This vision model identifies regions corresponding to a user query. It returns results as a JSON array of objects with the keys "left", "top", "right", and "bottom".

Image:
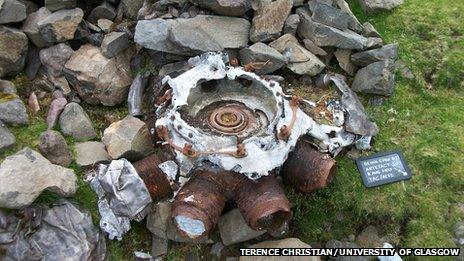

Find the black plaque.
[{"left": 356, "top": 150, "right": 411, "bottom": 188}]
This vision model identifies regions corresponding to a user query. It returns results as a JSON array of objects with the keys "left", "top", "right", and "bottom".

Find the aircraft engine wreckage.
[{"left": 88, "top": 52, "right": 378, "bottom": 241}]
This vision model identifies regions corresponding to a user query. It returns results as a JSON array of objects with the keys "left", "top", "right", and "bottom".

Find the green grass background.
[{"left": 1, "top": 0, "right": 463, "bottom": 259}]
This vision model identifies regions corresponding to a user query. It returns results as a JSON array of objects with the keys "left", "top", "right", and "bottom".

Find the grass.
[{"left": 1, "top": 0, "right": 463, "bottom": 259}]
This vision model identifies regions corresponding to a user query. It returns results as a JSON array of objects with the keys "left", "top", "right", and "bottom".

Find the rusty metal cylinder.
[
  {"left": 133, "top": 152, "right": 174, "bottom": 201},
  {"left": 235, "top": 174, "right": 293, "bottom": 231},
  {"left": 282, "top": 139, "right": 337, "bottom": 193},
  {"left": 171, "top": 169, "right": 241, "bottom": 239}
]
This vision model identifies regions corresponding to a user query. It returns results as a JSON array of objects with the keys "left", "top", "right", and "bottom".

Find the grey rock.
[
  {"left": 101, "top": 31, "right": 130, "bottom": 58},
  {"left": 121, "top": 0, "right": 144, "bottom": 19},
  {"left": 365, "top": 36, "right": 383, "bottom": 49},
  {"left": 85, "top": 32, "right": 104, "bottom": 46},
  {"left": 25, "top": 46, "right": 41, "bottom": 80},
  {"left": 0, "top": 147, "right": 77, "bottom": 209},
  {"left": 362, "top": 22, "right": 380, "bottom": 37},
  {"left": 189, "top": 0, "right": 252, "bottom": 16},
  {"left": 283, "top": 14, "right": 300, "bottom": 35},
  {"left": 0, "top": 121, "right": 15, "bottom": 152},
  {"left": 19, "top": 0, "right": 38, "bottom": 14},
  {"left": 334, "top": 49, "right": 357, "bottom": 75},
  {"left": 357, "top": 0, "right": 403, "bottom": 13},
  {"left": 74, "top": 141, "right": 110, "bottom": 167},
  {"left": 395, "top": 60, "right": 414, "bottom": 79},
  {"left": 0, "top": 0, "right": 26, "bottom": 24},
  {"left": 334, "top": 0, "right": 363, "bottom": 32},
  {"left": 38, "top": 8, "right": 84, "bottom": 43},
  {"left": 269, "top": 34, "right": 325, "bottom": 75},
  {"left": 21, "top": 7, "right": 52, "bottom": 48},
  {"left": 297, "top": 8, "right": 367, "bottom": 50},
  {"left": 152, "top": 234, "right": 168, "bottom": 258},
  {"left": 241, "top": 238, "right": 319, "bottom": 261},
  {"left": 218, "top": 208, "right": 266, "bottom": 246},
  {"left": 302, "top": 39, "right": 327, "bottom": 56},
  {"left": 356, "top": 225, "right": 384, "bottom": 247},
  {"left": 0, "top": 26, "right": 28, "bottom": 78},
  {"left": 0, "top": 97, "right": 29, "bottom": 125},
  {"left": 210, "top": 242, "right": 224, "bottom": 258},
  {"left": 102, "top": 115, "right": 154, "bottom": 160},
  {"left": 64, "top": 44, "right": 134, "bottom": 106},
  {"left": 455, "top": 222, "right": 464, "bottom": 240},
  {"left": 88, "top": 2, "right": 116, "bottom": 23},
  {"left": 147, "top": 201, "right": 171, "bottom": 238},
  {"left": 38, "top": 130, "right": 73, "bottom": 166},
  {"left": 46, "top": 97, "right": 67, "bottom": 129},
  {"left": 45, "top": 0, "right": 76, "bottom": 11},
  {"left": 239, "top": 42, "right": 286, "bottom": 74},
  {"left": 311, "top": 2, "right": 356, "bottom": 31},
  {"left": 40, "top": 43, "right": 74, "bottom": 78},
  {"left": 97, "top": 18, "right": 113, "bottom": 33},
  {"left": 0, "top": 79, "right": 16, "bottom": 94},
  {"left": 169, "top": 24, "right": 222, "bottom": 56},
  {"left": 127, "top": 73, "right": 148, "bottom": 117},
  {"left": 135, "top": 16, "right": 250, "bottom": 54},
  {"left": 352, "top": 60, "right": 395, "bottom": 96},
  {"left": 351, "top": 43, "right": 399, "bottom": 66},
  {"left": 250, "top": 0, "right": 292, "bottom": 42},
  {"left": 59, "top": 102, "right": 96, "bottom": 141}
]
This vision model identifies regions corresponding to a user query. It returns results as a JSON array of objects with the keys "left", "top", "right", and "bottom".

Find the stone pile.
[{"left": 0, "top": 0, "right": 405, "bottom": 259}]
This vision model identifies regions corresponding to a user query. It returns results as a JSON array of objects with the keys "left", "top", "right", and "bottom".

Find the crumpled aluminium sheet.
[
  {"left": 0, "top": 201, "right": 106, "bottom": 261},
  {"left": 156, "top": 52, "right": 359, "bottom": 179},
  {"left": 86, "top": 159, "right": 153, "bottom": 240}
]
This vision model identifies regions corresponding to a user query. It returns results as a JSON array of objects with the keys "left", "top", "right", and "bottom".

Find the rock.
[
  {"left": 351, "top": 43, "right": 398, "bottom": 66},
  {"left": 147, "top": 201, "right": 172, "bottom": 238},
  {"left": 101, "top": 31, "right": 130, "bottom": 58},
  {"left": 19, "top": 0, "right": 38, "bottom": 14},
  {"left": 357, "top": 0, "right": 403, "bottom": 13},
  {"left": 64, "top": 44, "right": 134, "bottom": 106},
  {"left": 0, "top": 97, "right": 29, "bottom": 125},
  {"left": 365, "top": 37, "right": 383, "bottom": 49},
  {"left": 102, "top": 115, "right": 154, "bottom": 160},
  {"left": 269, "top": 34, "right": 325, "bottom": 76},
  {"left": 0, "top": 147, "right": 77, "bottom": 209},
  {"left": 0, "top": 121, "right": 15, "bottom": 152},
  {"left": 46, "top": 97, "right": 67, "bottom": 129},
  {"left": 21, "top": 7, "right": 52, "bottom": 48},
  {"left": 239, "top": 43, "right": 286, "bottom": 74},
  {"left": 121, "top": 0, "right": 144, "bottom": 19},
  {"left": 0, "top": 0, "right": 26, "bottom": 24},
  {"left": 454, "top": 222, "right": 464, "bottom": 244},
  {"left": 302, "top": 39, "right": 327, "bottom": 56},
  {"left": 135, "top": 16, "right": 250, "bottom": 54},
  {"left": 210, "top": 242, "right": 224, "bottom": 258},
  {"left": 189, "top": 0, "right": 252, "bottom": 16},
  {"left": 85, "top": 32, "right": 104, "bottom": 46},
  {"left": 74, "top": 141, "right": 111, "bottom": 167},
  {"left": 352, "top": 60, "right": 395, "bottom": 96},
  {"left": 40, "top": 43, "right": 74, "bottom": 78},
  {"left": 356, "top": 225, "right": 384, "bottom": 247},
  {"left": 334, "top": 0, "right": 363, "bottom": 32},
  {"left": 59, "top": 102, "right": 96, "bottom": 141},
  {"left": 152, "top": 234, "right": 168, "bottom": 258},
  {"left": 0, "top": 26, "right": 28, "bottom": 78},
  {"left": 45, "top": 0, "right": 76, "bottom": 11},
  {"left": 283, "top": 14, "right": 300, "bottom": 35},
  {"left": 241, "top": 238, "right": 319, "bottom": 261},
  {"left": 362, "top": 22, "right": 380, "bottom": 37},
  {"left": 0, "top": 79, "right": 16, "bottom": 93},
  {"left": 169, "top": 24, "right": 223, "bottom": 56},
  {"left": 311, "top": 2, "right": 358, "bottom": 31},
  {"left": 297, "top": 8, "right": 367, "bottom": 50},
  {"left": 88, "top": 2, "right": 116, "bottom": 23},
  {"left": 250, "top": 0, "right": 292, "bottom": 42},
  {"left": 38, "top": 130, "right": 73, "bottom": 166},
  {"left": 38, "top": 8, "right": 84, "bottom": 43},
  {"left": 334, "top": 49, "right": 357, "bottom": 75},
  {"left": 97, "top": 18, "right": 113, "bottom": 33},
  {"left": 25, "top": 46, "right": 41, "bottom": 80},
  {"left": 395, "top": 60, "right": 414, "bottom": 79},
  {"left": 218, "top": 209, "right": 266, "bottom": 246}
]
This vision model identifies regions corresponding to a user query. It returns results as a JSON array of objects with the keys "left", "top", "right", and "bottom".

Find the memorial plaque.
[{"left": 356, "top": 150, "right": 411, "bottom": 188}]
